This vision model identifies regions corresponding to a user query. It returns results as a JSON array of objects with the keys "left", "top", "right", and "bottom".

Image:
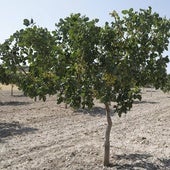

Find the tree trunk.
[
  {"left": 65, "top": 103, "right": 68, "bottom": 109},
  {"left": 11, "top": 84, "right": 14, "bottom": 96},
  {"left": 104, "top": 103, "right": 112, "bottom": 166}
]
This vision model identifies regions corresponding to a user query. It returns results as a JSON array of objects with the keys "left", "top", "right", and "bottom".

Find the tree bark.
[
  {"left": 11, "top": 84, "right": 14, "bottom": 96},
  {"left": 65, "top": 103, "right": 68, "bottom": 109},
  {"left": 104, "top": 103, "right": 112, "bottom": 166}
]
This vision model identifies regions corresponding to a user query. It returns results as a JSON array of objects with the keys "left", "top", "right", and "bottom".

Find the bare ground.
[{"left": 0, "top": 86, "right": 170, "bottom": 170}]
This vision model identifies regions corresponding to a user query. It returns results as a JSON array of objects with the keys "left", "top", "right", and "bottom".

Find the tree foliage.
[
  {"left": 0, "top": 20, "right": 58, "bottom": 99},
  {"left": 54, "top": 13, "right": 101, "bottom": 108}
]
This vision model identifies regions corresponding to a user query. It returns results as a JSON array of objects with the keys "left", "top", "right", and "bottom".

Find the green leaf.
[
  {"left": 23, "top": 19, "right": 30, "bottom": 27},
  {"left": 122, "top": 10, "right": 128, "bottom": 15}
]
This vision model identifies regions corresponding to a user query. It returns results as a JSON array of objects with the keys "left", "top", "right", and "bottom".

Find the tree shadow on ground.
[
  {"left": 0, "top": 101, "right": 30, "bottom": 106},
  {"left": 133, "top": 100, "right": 159, "bottom": 104},
  {"left": 76, "top": 106, "right": 115, "bottom": 117},
  {"left": 77, "top": 107, "right": 105, "bottom": 116},
  {"left": 158, "top": 158, "right": 170, "bottom": 169},
  {"left": 0, "top": 122, "right": 38, "bottom": 142},
  {"left": 75, "top": 99, "right": 159, "bottom": 116},
  {"left": 111, "top": 153, "right": 169, "bottom": 170}
]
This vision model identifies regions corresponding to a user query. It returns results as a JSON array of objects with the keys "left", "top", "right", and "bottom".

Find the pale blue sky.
[{"left": 1, "top": 0, "right": 170, "bottom": 72}]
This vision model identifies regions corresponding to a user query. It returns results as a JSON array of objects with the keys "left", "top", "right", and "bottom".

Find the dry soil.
[{"left": 0, "top": 85, "right": 170, "bottom": 170}]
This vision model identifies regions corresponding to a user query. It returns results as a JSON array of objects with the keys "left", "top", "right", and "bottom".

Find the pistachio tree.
[
  {"left": 53, "top": 8, "right": 170, "bottom": 166},
  {"left": 0, "top": 7, "right": 170, "bottom": 167},
  {"left": 99, "top": 7, "right": 170, "bottom": 165},
  {"left": 0, "top": 19, "right": 58, "bottom": 100}
]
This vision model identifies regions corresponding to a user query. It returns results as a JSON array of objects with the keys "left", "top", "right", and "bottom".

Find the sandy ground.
[{"left": 0, "top": 85, "right": 170, "bottom": 170}]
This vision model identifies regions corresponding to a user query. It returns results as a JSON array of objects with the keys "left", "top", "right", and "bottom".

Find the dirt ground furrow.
[{"left": 0, "top": 87, "right": 170, "bottom": 170}]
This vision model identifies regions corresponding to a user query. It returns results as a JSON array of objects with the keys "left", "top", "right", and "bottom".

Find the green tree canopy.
[{"left": 0, "top": 20, "right": 58, "bottom": 100}]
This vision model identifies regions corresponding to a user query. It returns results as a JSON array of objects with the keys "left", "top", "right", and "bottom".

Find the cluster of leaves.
[
  {"left": 0, "top": 7, "right": 170, "bottom": 117},
  {"left": 0, "top": 19, "right": 59, "bottom": 99}
]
